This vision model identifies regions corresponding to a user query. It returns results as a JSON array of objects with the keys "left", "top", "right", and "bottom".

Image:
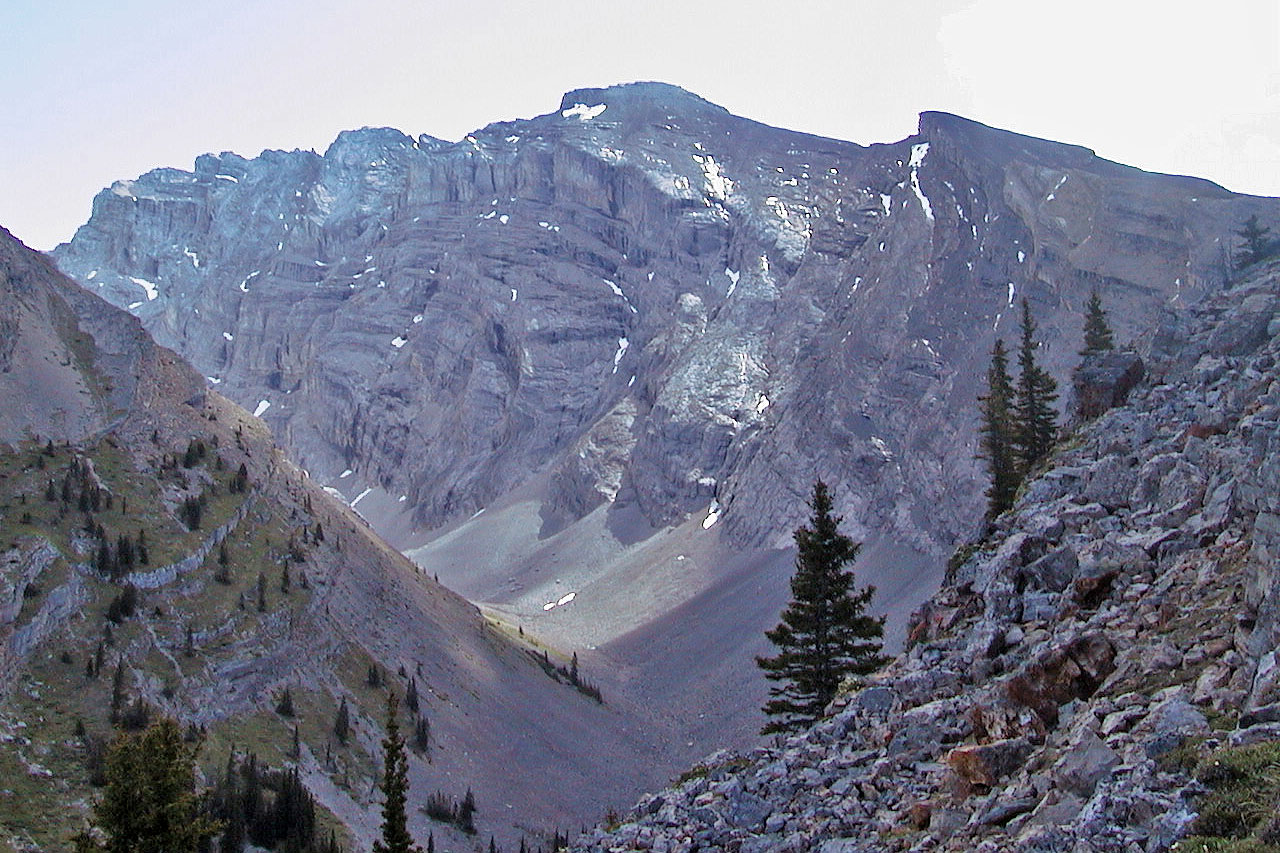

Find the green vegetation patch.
[{"left": 1177, "top": 740, "right": 1280, "bottom": 851}]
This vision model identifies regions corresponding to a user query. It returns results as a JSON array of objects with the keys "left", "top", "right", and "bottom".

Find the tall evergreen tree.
[
  {"left": 1079, "top": 289, "right": 1115, "bottom": 356},
  {"left": 333, "top": 698, "right": 350, "bottom": 746},
  {"left": 75, "top": 717, "right": 220, "bottom": 853},
  {"left": 1236, "top": 214, "right": 1273, "bottom": 270},
  {"left": 756, "top": 481, "right": 886, "bottom": 734},
  {"left": 374, "top": 693, "right": 421, "bottom": 853},
  {"left": 978, "top": 339, "right": 1018, "bottom": 520},
  {"left": 1013, "top": 299, "right": 1058, "bottom": 474}
]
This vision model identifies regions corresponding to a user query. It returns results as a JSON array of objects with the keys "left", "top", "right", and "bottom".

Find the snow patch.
[
  {"left": 1046, "top": 174, "right": 1069, "bottom": 201},
  {"left": 351, "top": 487, "right": 373, "bottom": 508},
  {"left": 499, "top": 214, "right": 509, "bottom": 225},
  {"left": 413, "top": 314, "right": 423, "bottom": 324},
  {"left": 253, "top": 400, "right": 271, "bottom": 417},
  {"left": 693, "top": 154, "right": 733, "bottom": 201},
  {"left": 214, "top": 174, "right": 239, "bottom": 183},
  {"left": 222, "top": 332, "right": 234, "bottom": 341},
  {"left": 86, "top": 270, "right": 97, "bottom": 280},
  {"left": 239, "top": 270, "right": 260, "bottom": 292},
  {"left": 908, "top": 143, "right": 934, "bottom": 222},
  {"left": 1007, "top": 283, "right": 1016, "bottom": 307},
  {"left": 1018, "top": 250, "right": 1026, "bottom": 263},
  {"left": 725, "top": 268, "right": 740, "bottom": 298},
  {"left": 702, "top": 499, "right": 722, "bottom": 529},
  {"left": 562, "top": 103, "right": 607, "bottom": 121},
  {"left": 755, "top": 393, "right": 770, "bottom": 414},
  {"left": 127, "top": 301, "right": 143, "bottom": 310},
  {"left": 207, "top": 376, "right": 221, "bottom": 385},
  {"left": 339, "top": 469, "right": 353, "bottom": 479},
  {"left": 129, "top": 276, "right": 159, "bottom": 301},
  {"left": 391, "top": 336, "right": 407, "bottom": 348},
  {"left": 510, "top": 288, "right": 518, "bottom": 301},
  {"left": 604, "top": 279, "right": 637, "bottom": 313},
  {"left": 611, "top": 337, "right": 629, "bottom": 374},
  {"left": 880, "top": 193, "right": 892, "bottom": 215}
]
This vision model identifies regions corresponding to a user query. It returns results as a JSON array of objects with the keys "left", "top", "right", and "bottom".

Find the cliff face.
[
  {"left": 49, "top": 82, "right": 1280, "bottom": 764},
  {"left": 0, "top": 228, "right": 692, "bottom": 852},
  {"left": 51, "top": 85, "right": 1270, "bottom": 557},
  {"left": 573, "top": 257, "right": 1280, "bottom": 852}
]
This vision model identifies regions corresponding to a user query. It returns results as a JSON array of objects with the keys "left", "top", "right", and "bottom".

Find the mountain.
[
  {"left": 0, "top": 226, "right": 691, "bottom": 851},
  {"left": 49, "top": 82, "right": 1280, "bottom": 761},
  {"left": 572, "top": 256, "right": 1280, "bottom": 852}
]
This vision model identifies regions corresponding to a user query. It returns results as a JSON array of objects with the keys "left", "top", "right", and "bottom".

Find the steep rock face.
[
  {"left": 50, "top": 84, "right": 1280, "bottom": 764},
  {"left": 0, "top": 228, "right": 691, "bottom": 851},
  {"left": 52, "top": 84, "right": 1273, "bottom": 558},
  {"left": 572, "top": 259, "right": 1280, "bottom": 852}
]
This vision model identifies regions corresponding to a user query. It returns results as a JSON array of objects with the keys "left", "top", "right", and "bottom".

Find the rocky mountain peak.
[
  {"left": 557, "top": 81, "right": 732, "bottom": 122},
  {"left": 49, "top": 88, "right": 1280, "bottom": 765}
]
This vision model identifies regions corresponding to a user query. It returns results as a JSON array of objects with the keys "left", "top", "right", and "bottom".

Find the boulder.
[
  {"left": 1073, "top": 351, "right": 1144, "bottom": 420},
  {"left": 1005, "top": 633, "right": 1117, "bottom": 726},
  {"left": 947, "top": 737, "right": 1033, "bottom": 787},
  {"left": 1053, "top": 730, "right": 1120, "bottom": 796}
]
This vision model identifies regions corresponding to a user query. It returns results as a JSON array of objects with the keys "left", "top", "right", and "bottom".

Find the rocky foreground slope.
[
  {"left": 0, "top": 228, "right": 685, "bottom": 852},
  {"left": 49, "top": 82, "right": 1280, "bottom": 754},
  {"left": 571, "top": 258, "right": 1280, "bottom": 852}
]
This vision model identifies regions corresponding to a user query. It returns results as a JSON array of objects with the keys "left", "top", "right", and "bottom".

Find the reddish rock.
[{"left": 947, "top": 737, "right": 1033, "bottom": 787}]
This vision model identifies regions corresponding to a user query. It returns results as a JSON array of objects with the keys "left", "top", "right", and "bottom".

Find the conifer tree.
[
  {"left": 459, "top": 788, "right": 477, "bottom": 834},
  {"left": 75, "top": 717, "right": 219, "bottom": 853},
  {"left": 756, "top": 481, "right": 886, "bottom": 734},
  {"left": 374, "top": 693, "right": 421, "bottom": 853},
  {"left": 1013, "top": 299, "right": 1058, "bottom": 474},
  {"left": 1236, "top": 214, "right": 1273, "bottom": 270},
  {"left": 1079, "top": 290, "right": 1115, "bottom": 357},
  {"left": 978, "top": 339, "right": 1018, "bottom": 520},
  {"left": 333, "top": 698, "right": 350, "bottom": 745}
]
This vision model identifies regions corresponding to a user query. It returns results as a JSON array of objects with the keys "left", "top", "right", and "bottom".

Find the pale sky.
[{"left": 2, "top": 0, "right": 1277, "bottom": 250}]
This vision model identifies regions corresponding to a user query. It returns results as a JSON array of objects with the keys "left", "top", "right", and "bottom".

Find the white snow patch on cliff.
[
  {"left": 1007, "top": 283, "right": 1016, "bottom": 306},
  {"left": 725, "top": 268, "right": 740, "bottom": 298},
  {"left": 562, "top": 103, "right": 607, "bottom": 121},
  {"left": 604, "top": 279, "right": 637, "bottom": 313},
  {"left": 129, "top": 276, "right": 159, "bottom": 301},
  {"left": 86, "top": 270, "right": 97, "bottom": 280},
  {"left": 511, "top": 288, "right": 518, "bottom": 301},
  {"left": 239, "top": 271, "right": 259, "bottom": 292},
  {"left": 339, "top": 469, "right": 353, "bottom": 479},
  {"left": 413, "top": 314, "right": 423, "bottom": 324},
  {"left": 351, "top": 487, "right": 373, "bottom": 508},
  {"left": 222, "top": 332, "right": 234, "bottom": 341},
  {"left": 215, "top": 174, "right": 239, "bottom": 183},
  {"left": 391, "top": 336, "right": 407, "bottom": 349},
  {"left": 253, "top": 400, "right": 271, "bottom": 417},
  {"left": 880, "top": 193, "right": 892, "bottom": 215},
  {"left": 702, "top": 500, "right": 722, "bottom": 529},
  {"left": 908, "top": 143, "right": 934, "bottom": 222},
  {"left": 611, "top": 337, "right": 629, "bottom": 374},
  {"left": 693, "top": 154, "right": 733, "bottom": 201},
  {"left": 1046, "top": 174, "right": 1069, "bottom": 201}
]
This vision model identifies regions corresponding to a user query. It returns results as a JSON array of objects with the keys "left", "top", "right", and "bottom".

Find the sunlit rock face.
[{"left": 53, "top": 82, "right": 1267, "bottom": 561}]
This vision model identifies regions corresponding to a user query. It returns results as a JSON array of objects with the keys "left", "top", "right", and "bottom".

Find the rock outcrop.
[{"left": 571, "top": 258, "right": 1280, "bottom": 852}]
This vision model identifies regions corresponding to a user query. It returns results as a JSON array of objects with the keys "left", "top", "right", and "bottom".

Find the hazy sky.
[{"left": 3, "top": 1, "right": 1277, "bottom": 250}]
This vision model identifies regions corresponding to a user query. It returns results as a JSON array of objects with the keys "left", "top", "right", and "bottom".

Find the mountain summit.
[{"left": 50, "top": 84, "right": 1280, "bottom": 760}]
